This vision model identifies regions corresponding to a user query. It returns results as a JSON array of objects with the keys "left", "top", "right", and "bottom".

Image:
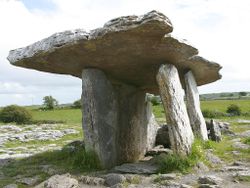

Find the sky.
[{"left": 0, "top": 0, "right": 250, "bottom": 106}]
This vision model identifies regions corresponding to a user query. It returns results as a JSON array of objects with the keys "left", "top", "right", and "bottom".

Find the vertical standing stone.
[
  {"left": 82, "top": 69, "right": 118, "bottom": 169},
  {"left": 82, "top": 69, "right": 159, "bottom": 168},
  {"left": 114, "top": 85, "right": 158, "bottom": 162},
  {"left": 156, "top": 64, "right": 194, "bottom": 155},
  {"left": 185, "top": 71, "right": 208, "bottom": 140},
  {"left": 208, "top": 120, "right": 222, "bottom": 142}
]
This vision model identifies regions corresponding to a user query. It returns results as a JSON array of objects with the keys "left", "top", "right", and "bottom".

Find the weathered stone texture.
[
  {"left": 155, "top": 124, "right": 171, "bottom": 148},
  {"left": 156, "top": 64, "right": 194, "bottom": 155},
  {"left": 207, "top": 120, "right": 222, "bottom": 142},
  {"left": 8, "top": 11, "right": 221, "bottom": 93},
  {"left": 82, "top": 69, "right": 118, "bottom": 168},
  {"left": 82, "top": 69, "right": 158, "bottom": 168},
  {"left": 185, "top": 71, "right": 208, "bottom": 140}
]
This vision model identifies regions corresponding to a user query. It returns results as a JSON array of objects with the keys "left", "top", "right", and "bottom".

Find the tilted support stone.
[
  {"left": 156, "top": 64, "right": 194, "bottom": 155},
  {"left": 82, "top": 69, "right": 158, "bottom": 168},
  {"left": 184, "top": 71, "right": 208, "bottom": 140}
]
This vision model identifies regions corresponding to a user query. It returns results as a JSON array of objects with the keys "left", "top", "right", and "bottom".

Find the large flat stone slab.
[
  {"left": 113, "top": 161, "right": 159, "bottom": 174},
  {"left": 8, "top": 10, "right": 221, "bottom": 93}
]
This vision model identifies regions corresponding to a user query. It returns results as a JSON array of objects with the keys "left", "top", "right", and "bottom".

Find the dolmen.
[{"left": 8, "top": 10, "right": 222, "bottom": 169}]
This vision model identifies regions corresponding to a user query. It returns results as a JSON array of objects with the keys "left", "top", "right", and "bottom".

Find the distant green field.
[
  {"left": 201, "top": 99, "right": 250, "bottom": 113},
  {"left": 30, "top": 99, "right": 250, "bottom": 125},
  {"left": 1, "top": 99, "right": 250, "bottom": 126},
  {"left": 31, "top": 108, "right": 82, "bottom": 125}
]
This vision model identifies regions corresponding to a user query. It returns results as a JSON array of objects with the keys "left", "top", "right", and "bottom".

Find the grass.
[
  {"left": 1, "top": 99, "right": 250, "bottom": 186},
  {"left": 200, "top": 99, "right": 250, "bottom": 114},
  {"left": 0, "top": 144, "right": 101, "bottom": 187},
  {"left": 156, "top": 139, "right": 210, "bottom": 174},
  {"left": 31, "top": 108, "right": 82, "bottom": 125}
]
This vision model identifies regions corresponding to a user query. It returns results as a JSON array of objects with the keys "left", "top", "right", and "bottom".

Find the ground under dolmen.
[{"left": 7, "top": 10, "right": 222, "bottom": 169}]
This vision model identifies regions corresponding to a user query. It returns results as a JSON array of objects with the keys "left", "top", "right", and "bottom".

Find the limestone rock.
[
  {"left": 234, "top": 170, "right": 250, "bottom": 181},
  {"left": 17, "top": 176, "right": 40, "bottom": 186},
  {"left": 41, "top": 174, "right": 78, "bottom": 188},
  {"left": 146, "top": 145, "right": 173, "bottom": 156},
  {"left": 156, "top": 64, "right": 194, "bottom": 155},
  {"left": 195, "top": 162, "right": 209, "bottom": 172},
  {"left": 82, "top": 69, "right": 118, "bottom": 168},
  {"left": 185, "top": 71, "right": 208, "bottom": 140},
  {"left": 8, "top": 11, "right": 221, "bottom": 93},
  {"left": 154, "top": 173, "right": 178, "bottom": 181},
  {"left": 79, "top": 175, "right": 105, "bottom": 186},
  {"left": 207, "top": 120, "right": 222, "bottom": 142},
  {"left": 113, "top": 161, "right": 159, "bottom": 174},
  {"left": 155, "top": 124, "right": 171, "bottom": 148},
  {"left": 146, "top": 105, "right": 159, "bottom": 151},
  {"left": 199, "top": 185, "right": 220, "bottom": 188},
  {"left": 3, "top": 184, "right": 18, "bottom": 188},
  {"left": 105, "top": 174, "right": 126, "bottom": 187},
  {"left": 205, "top": 151, "right": 222, "bottom": 165},
  {"left": 82, "top": 68, "right": 159, "bottom": 167},
  {"left": 198, "top": 175, "right": 223, "bottom": 185},
  {"left": 110, "top": 183, "right": 124, "bottom": 188},
  {"left": 237, "top": 130, "right": 250, "bottom": 137}
]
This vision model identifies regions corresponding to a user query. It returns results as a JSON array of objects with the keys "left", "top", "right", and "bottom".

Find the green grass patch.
[
  {"left": 235, "top": 175, "right": 250, "bottom": 182},
  {"left": 156, "top": 139, "right": 210, "bottom": 173},
  {"left": 0, "top": 144, "right": 101, "bottom": 187},
  {"left": 31, "top": 108, "right": 82, "bottom": 125},
  {"left": 201, "top": 99, "right": 250, "bottom": 113},
  {"left": 243, "top": 137, "right": 250, "bottom": 145}
]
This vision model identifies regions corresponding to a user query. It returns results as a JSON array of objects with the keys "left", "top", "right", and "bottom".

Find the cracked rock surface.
[{"left": 8, "top": 10, "right": 221, "bottom": 94}]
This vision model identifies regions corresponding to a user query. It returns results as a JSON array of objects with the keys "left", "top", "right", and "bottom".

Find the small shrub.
[
  {"left": 244, "top": 138, "right": 250, "bottom": 145},
  {"left": 0, "top": 105, "right": 32, "bottom": 124},
  {"left": 151, "top": 97, "right": 161, "bottom": 106},
  {"left": 72, "top": 99, "right": 82, "bottom": 109},
  {"left": 202, "top": 109, "right": 225, "bottom": 118},
  {"left": 226, "top": 104, "right": 241, "bottom": 116}
]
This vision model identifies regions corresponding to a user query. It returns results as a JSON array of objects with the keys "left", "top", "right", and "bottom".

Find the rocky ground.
[{"left": 0, "top": 119, "right": 250, "bottom": 188}]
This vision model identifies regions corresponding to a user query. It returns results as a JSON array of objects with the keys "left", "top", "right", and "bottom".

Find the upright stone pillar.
[
  {"left": 184, "top": 71, "right": 208, "bottom": 140},
  {"left": 82, "top": 69, "right": 118, "bottom": 169},
  {"left": 156, "top": 64, "right": 194, "bottom": 155},
  {"left": 82, "top": 69, "right": 158, "bottom": 168}
]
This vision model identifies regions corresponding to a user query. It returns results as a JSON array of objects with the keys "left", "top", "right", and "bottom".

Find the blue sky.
[
  {"left": 21, "top": 0, "right": 56, "bottom": 11},
  {"left": 0, "top": 0, "right": 250, "bottom": 106}
]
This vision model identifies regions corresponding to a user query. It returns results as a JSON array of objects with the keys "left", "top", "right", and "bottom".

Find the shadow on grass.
[{"left": 0, "top": 141, "right": 101, "bottom": 187}]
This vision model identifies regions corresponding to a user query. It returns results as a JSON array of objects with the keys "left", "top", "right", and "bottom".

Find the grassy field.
[
  {"left": 201, "top": 99, "right": 250, "bottom": 113},
  {"left": 30, "top": 108, "right": 82, "bottom": 125},
  {"left": 0, "top": 99, "right": 250, "bottom": 187}
]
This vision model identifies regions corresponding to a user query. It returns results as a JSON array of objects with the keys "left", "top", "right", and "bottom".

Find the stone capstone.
[{"left": 8, "top": 10, "right": 221, "bottom": 94}]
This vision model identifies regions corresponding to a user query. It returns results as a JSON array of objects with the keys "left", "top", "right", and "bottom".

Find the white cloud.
[{"left": 0, "top": 0, "right": 250, "bottom": 106}]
